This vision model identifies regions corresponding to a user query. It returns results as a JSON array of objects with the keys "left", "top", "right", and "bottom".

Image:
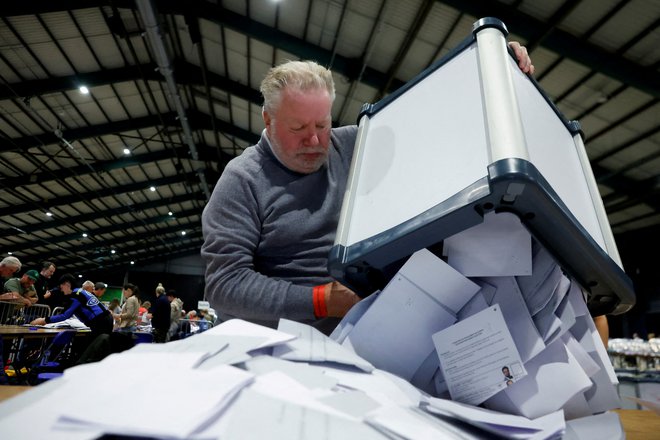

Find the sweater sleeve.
[
  {"left": 201, "top": 160, "right": 313, "bottom": 323},
  {"left": 46, "top": 299, "right": 80, "bottom": 323}
]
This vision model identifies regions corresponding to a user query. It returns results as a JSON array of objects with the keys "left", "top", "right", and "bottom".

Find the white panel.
[
  {"left": 511, "top": 61, "right": 608, "bottom": 252},
  {"left": 341, "top": 45, "right": 488, "bottom": 246}
]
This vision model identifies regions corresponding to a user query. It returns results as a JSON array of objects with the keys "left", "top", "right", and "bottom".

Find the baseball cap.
[
  {"left": 94, "top": 282, "right": 108, "bottom": 290},
  {"left": 25, "top": 269, "right": 39, "bottom": 281}
]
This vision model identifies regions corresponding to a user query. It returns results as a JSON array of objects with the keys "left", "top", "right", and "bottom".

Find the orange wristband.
[{"left": 313, "top": 285, "right": 327, "bottom": 318}]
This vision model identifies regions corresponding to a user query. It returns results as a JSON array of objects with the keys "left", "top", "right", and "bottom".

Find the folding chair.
[{"left": 27, "top": 330, "right": 76, "bottom": 384}]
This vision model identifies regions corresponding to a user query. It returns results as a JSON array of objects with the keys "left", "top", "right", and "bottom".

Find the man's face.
[
  {"left": 0, "top": 265, "right": 17, "bottom": 278},
  {"left": 503, "top": 367, "right": 510, "bottom": 377},
  {"left": 21, "top": 274, "right": 35, "bottom": 288},
  {"left": 263, "top": 87, "right": 333, "bottom": 174},
  {"left": 94, "top": 288, "right": 106, "bottom": 298},
  {"left": 60, "top": 282, "right": 72, "bottom": 295},
  {"left": 41, "top": 265, "right": 55, "bottom": 279}
]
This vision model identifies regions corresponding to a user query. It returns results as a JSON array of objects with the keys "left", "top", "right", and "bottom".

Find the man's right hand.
[{"left": 324, "top": 281, "right": 360, "bottom": 317}]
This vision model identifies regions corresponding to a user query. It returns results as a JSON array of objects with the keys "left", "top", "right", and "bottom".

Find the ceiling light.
[
  {"left": 79, "top": 85, "right": 89, "bottom": 94},
  {"left": 123, "top": 148, "right": 131, "bottom": 155},
  {"left": 7, "top": 252, "right": 12, "bottom": 255},
  {"left": 111, "top": 249, "right": 116, "bottom": 254},
  {"left": 82, "top": 233, "right": 88, "bottom": 238},
  {"left": 46, "top": 212, "right": 53, "bottom": 217},
  {"left": 181, "top": 231, "right": 186, "bottom": 236},
  {"left": 130, "top": 261, "right": 135, "bottom": 265},
  {"left": 78, "top": 274, "right": 83, "bottom": 278},
  {"left": 150, "top": 186, "right": 156, "bottom": 192},
  {"left": 168, "top": 211, "right": 173, "bottom": 216}
]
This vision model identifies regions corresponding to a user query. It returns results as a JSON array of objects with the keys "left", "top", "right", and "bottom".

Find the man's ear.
[{"left": 263, "top": 108, "right": 272, "bottom": 133}]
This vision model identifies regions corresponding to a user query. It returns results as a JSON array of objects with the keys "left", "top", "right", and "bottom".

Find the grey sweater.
[{"left": 201, "top": 126, "right": 359, "bottom": 328}]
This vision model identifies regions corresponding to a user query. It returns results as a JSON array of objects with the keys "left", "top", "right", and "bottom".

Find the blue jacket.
[{"left": 46, "top": 289, "right": 108, "bottom": 325}]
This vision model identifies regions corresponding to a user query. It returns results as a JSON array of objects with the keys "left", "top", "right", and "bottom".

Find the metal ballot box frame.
[{"left": 328, "top": 17, "right": 635, "bottom": 316}]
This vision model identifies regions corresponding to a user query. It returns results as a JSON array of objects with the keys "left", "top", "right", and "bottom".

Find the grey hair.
[
  {"left": 156, "top": 283, "right": 166, "bottom": 295},
  {"left": 1, "top": 256, "right": 21, "bottom": 271},
  {"left": 82, "top": 280, "right": 94, "bottom": 291},
  {"left": 260, "top": 60, "right": 335, "bottom": 113}
]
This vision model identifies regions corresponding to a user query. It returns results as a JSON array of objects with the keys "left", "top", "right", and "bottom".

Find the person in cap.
[
  {"left": 93, "top": 282, "right": 108, "bottom": 298},
  {"left": 2, "top": 270, "right": 39, "bottom": 306},
  {"left": 30, "top": 274, "right": 113, "bottom": 338}
]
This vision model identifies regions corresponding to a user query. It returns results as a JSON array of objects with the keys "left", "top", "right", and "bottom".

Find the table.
[
  {"left": 613, "top": 409, "right": 660, "bottom": 440},
  {"left": 0, "top": 325, "right": 81, "bottom": 339},
  {"left": 0, "top": 385, "right": 31, "bottom": 402},
  {"left": 1, "top": 326, "right": 89, "bottom": 376}
]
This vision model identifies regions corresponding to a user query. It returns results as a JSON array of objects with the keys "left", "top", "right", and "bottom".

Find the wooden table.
[
  {"left": 0, "top": 385, "right": 31, "bottom": 402},
  {"left": 0, "top": 325, "right": 79, "bottom": 339},
  {"left": 613, "top": 409, "right": 660, "bottom": 440}
]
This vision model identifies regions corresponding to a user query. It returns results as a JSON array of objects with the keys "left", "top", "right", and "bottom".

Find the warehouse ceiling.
[{"left": 1, "top": 0, "right": 659, "bottom": 275}]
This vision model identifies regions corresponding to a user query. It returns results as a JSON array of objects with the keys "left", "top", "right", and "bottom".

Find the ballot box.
[
  {"left": 328, "top": 17, "right": 634, "bottom": 317},
  {"left": 328, "top": 17, "right": 637, "bottom": 421}
]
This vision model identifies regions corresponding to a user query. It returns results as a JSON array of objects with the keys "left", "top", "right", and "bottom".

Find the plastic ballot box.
[{"left": 328, "top": 17, "right": 634, "bottom": 317}]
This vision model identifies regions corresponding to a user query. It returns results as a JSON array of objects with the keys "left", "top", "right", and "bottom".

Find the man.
[
  {"left": 92, "top": 282, "right": 107, "bottom": 298},
  {"left": 167, "top": 290, "right": 183, "bottom": 339},
  {"left": 150, "top": 287, "right": 171, "bottom": 343},
  {"left": 30, "top": 274, "right": 113, "bottom": 339},
  {"left": 0, "top": 256, "right": 22, "bottom": 383},
  {"left": 82, "top": 280, "right": 94, "bottom": 293},
  {"left": 3, "top": 270, "right": 39, "bottom": 306},
  {"left": 33, "top": 261, "right": 57, "bottom": 307},
  {"left": 201, "top": 45, "right": 535, "bottom": 334},
  {"left": 0, "top": 256, "right": 21, "bottom": 280}
]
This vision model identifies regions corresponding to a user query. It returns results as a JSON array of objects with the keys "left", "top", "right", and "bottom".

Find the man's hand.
[
  {"left": 324, "top": 281, "right": 360, "bottom": 318},
  {"left": 31, "top": 317, "right": 46, "bottom": 326},
  {"left": 508, "top": 41, "right": 535, "bottom": 74}
]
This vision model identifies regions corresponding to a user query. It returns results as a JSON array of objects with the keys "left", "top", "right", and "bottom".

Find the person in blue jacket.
[{"left": 30, "top": 273, "right": 113, "bottom": 338}]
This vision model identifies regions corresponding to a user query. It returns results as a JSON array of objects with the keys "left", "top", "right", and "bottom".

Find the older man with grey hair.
[{"left": 0, "top": 256, "right": 21, "bottom": 279}]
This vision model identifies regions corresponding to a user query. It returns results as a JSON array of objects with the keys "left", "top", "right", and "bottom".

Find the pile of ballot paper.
[
  {"left": 0, "top": 211, "right": 624, "bottom": 439},
  {"left": 0, "top": 317, "right": 622, "bottom": 439},
  {"left": 334, "top": 211, "right": 621, "bottom": 421}
]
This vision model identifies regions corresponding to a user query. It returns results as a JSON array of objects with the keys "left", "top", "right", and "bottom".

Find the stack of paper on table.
[{"left": 338, "top": 212, "right": 621, "bottom": 421}]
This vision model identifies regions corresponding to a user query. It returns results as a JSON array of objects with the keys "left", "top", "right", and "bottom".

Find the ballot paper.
[
  {"left": 42, "top": 317, "right": 89, "bottom": 330},
  {"left": 274, "top": 318, "right": 374, "bottom": 372},
  {"left": 444, "top": 211, "right": 532, "bottom": 277},
  {"left": 563, "top": 412, "right": 624, "bottom": 440},
  {"left": 517, "top": 245, "right": 563, "bottom": 316},
  {"left": 484, "top": 338, "right": 593, "bottom": 419},
  {"left": 330, "top": 290, "right": 380, "bottom": 343},
  {"left": 56, "top": 363, "right": 254, "bottom": 439},
  {"left": 478, "top": 276, "right": 545, "bottom": 363},
  {"left": 343, "top": 248, "right": 479, "bottom": 380},
  {"left": 219, "top": 387, "right": 387, "bottom": 440},
  {"left": 421, "top": 396, "right": 565, "bottom": 439},
  {"left": 366, "top": 404, "right": 484, "bottom": 440},
  {"left": 433, "top": 305, "right": 526, "bottom": 405}
]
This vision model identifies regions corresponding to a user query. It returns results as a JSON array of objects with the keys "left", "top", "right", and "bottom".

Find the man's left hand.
[{"left": 508, "top": 41, "right": 535, "bottom": 74}]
